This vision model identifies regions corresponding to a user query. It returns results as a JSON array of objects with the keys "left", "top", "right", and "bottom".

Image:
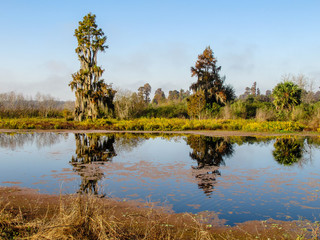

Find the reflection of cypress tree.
[
  {"left": 272, "top": 138, "right": 303, "bottom": 166},
  {"left": 187, "top": 135, "right": 233, "bottom": 196},
  {"left": 70, "top": 134, "right": 116, "bottom": 195}
]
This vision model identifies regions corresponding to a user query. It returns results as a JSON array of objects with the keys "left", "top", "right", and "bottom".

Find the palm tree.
[{"left": 272, "top": 81, "right": 302, "bottom": 111}]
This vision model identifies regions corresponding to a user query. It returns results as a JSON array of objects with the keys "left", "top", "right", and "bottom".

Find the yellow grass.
[
  {"left": 0, "top": 189, "right": 319, "bottom": 240},
  {"left": 0, "top": 117, "right": 315, "bottom": 132}
]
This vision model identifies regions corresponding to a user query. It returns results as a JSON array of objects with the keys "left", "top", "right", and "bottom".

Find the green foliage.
[
  {"left": 70, "top": 13, "right": 115, "bottom": 121},
  {"left": 152, "top": 88, "right": 166, "bottom": 104},
  {"left": 230, "top": 101, "right": 247, "bottom": 119},
  {"left": 187, "top": 90, "right": 206, "bottom": 119},
  {"left": 273, "top": 138, "right": 303, "bottom": 165},
  {"left": 138, "top": 83, "right": 152, "bottom": 103},
  {"left": 291, "top": 103, "right": 313, "bottom": 121},
  {"left": 228, "top": 98, "right": 274, "bottom": 120},
  {"left": 114, "top": 91, "right": 146, "bottom": 119},
  {"left": 272, "top": 81, "right": 302, "bottom": 111},
  {"left": 205, "top": 102, "right": 221, "bottom": 118},
  {"left": 190, "top": 46, "right": 235, "bottom": 107},
  {"left": 0, "top": 118, "right": 309, "bottom": 132},
  {"left": 255, "top": 103, "right": 276, "bottom": 121},
  {"left": 143, "top": 102, "right": 188, "bottom": 118}
]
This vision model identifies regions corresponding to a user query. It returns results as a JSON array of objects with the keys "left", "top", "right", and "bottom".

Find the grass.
[
  {"left": 1, "top": 188, "right": 320, "bottom": 240},
  {"left": 0, "top": 117, "right": 316, "bottom": 133}
]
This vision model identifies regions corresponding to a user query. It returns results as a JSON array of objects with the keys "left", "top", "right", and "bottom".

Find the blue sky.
[{"left": 0, "top": 0, "right": 319, "bottom": 100}]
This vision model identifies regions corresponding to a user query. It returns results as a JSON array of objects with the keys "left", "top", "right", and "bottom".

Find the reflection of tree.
[
  {"left": 187, "top": 135, "right": 233, "bottom": 196},
  {"left": 0, "top": 133, "right": 65, "bottom": 150},
  {"left": 114, "top": 133, "right": 147, "bottom": 153},
  {"left": 272, "top": 138, "right": 303, "bottom": 166},
  {"left": 70, "top": 134, "right": 116, "bottom": 195}
]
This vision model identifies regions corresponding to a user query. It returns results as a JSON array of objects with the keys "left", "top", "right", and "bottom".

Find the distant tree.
[
  {"left": 168, "top": 90, "right": 180, "bottom": 101},
  {"left": 179, "top": 89, "right": 190, "bottom": 100},
  {"left": 251, "top": 82, "right": 257, "bottom": 96},
  {"left": 256, "top": 88, "right": 261, "bottom": 96},
  {"left": 314, "top": 90, "right": 320, "bottom": 102},
  {"left": 282, "top": 73, "right": 317, "bottom": 104},
  {"left": 152, "top": 88, "right": 166, "bottom": 104},
  {"left": 245, "top": 87, "right": 251, "bottom": 95},
  {"left": 69, "top": 13, "right": 116, "bottom": 121},
  {"left": 272, "top": 81, "right": 302, "bottom": 111},
  {"left": 189, "top": 46, "right": 235, "bottom": 106},
  {"left": 239, "top": 87, "right": 251, "bottom": 100},
  {"left": 282, "top": 73, "right": 307, "bottom": 90},
  {"left": 265, "top": 90, "right": 272, "bottom": 96},
  {"left": 138, "top": 83, "right": 151, "bottom": 104},
  {"left": 114, "top": 90, "right": 146, "bottom": 119}
]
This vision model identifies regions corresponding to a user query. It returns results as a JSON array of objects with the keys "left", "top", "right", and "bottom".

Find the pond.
[{"left": 0, "top": 132, "right": 319, "bottom": 225}]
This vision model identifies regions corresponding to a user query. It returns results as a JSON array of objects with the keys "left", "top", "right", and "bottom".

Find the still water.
[{"left": 0, "top": 132, "right": 320, "bottom": 225}]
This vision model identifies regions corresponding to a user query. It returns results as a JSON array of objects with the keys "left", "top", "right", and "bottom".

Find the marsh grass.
[
  {"left": 0, "top": 117, "right": 315, "bottom": 132},
  {"left": 0, "top": 190, "right": 320, "bottom": 240}
]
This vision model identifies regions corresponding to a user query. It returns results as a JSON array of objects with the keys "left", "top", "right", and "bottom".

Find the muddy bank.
[{"left": 0, "top": 186, "right": 318, "bottom": 239}]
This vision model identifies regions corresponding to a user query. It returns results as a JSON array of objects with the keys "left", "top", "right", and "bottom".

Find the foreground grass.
[
  {"left": 0, "top": 188, "right": 319, "bottom": 240},
  {"left": 0, "top": 117, "right": 318, "bottom": 133}
]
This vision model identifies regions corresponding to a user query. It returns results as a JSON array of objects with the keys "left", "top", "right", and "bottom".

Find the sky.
[{"left": 0, "top": 0, "right": 319, "bottom": 101}]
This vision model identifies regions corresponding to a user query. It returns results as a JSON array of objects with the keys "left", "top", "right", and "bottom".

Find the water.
[{"left": 0, "top": 132, "right": 319, "bottom": 225}]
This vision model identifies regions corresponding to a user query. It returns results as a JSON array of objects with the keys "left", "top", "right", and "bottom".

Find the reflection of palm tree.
[
  {"left": 187, "top": 135, "right": 233, "bottom": 196},
  {"left": 272, "top": 138, "right": 303, "bottom": 166},
  {"left": 70, "top": 134, "right": 116, "bottom": 195}
]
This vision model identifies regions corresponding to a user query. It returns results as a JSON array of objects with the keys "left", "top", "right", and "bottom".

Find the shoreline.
[
  {"left": 0, "top": 186, "right": 318, "bottom": 239},
  {"left": 0, "top": 128, "right": 319, "bottom": 137}
]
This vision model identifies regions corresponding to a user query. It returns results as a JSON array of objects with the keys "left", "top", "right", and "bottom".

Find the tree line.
[{"left": 0, "top": 92, "right": 73, "bottom": 118}]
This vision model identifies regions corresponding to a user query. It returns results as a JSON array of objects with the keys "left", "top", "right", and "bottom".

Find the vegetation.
[
  {"left": 0, "top": 117, "right": 316, "bottom": 132},
  {"left": 70, "top": 13, "right": 116, "bottom": 121},
  {"left": 272, "top": 137, "right": 304, "bottom": 166},
  {"left": 188, "top": 46, "right": 235, "bottom": 119},
  {"left": 1, "top": 12, "right": 320, "bottom": 240},
  {"left": 0, "top": 13, "right": 319, "bottom": 130},
  {"left": 1, "top": 189, "right": 319, "bottom": 240},
  {"left": 138, "top": 83, "right": 152, "bottom": 104},
  {"left": 272, "top": 81, "right": 302, "bottom": 111},
  {"left": 0, "top": 92, "right": 73, "bottom": 118}
]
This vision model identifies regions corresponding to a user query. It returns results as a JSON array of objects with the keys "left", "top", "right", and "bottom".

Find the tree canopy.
[
  {"left": 152, "top": 88, "right": 166, "bottom": 104},
  {"left": 69, "top": 13, "right": 116, "bottom": 121},
  {"left": 187, "top": 46, "right": 235, "bottom": 118},
  {"left": 190, "top": 46, "right": 235, "bottom": 106},
  {"left": 272, "top": 81, "right": 302, "bottom": 111},
  {"left": 138, "top": 83, "right": 152, "bottom": 104}
]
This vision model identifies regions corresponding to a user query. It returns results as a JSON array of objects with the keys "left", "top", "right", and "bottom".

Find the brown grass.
[{"left": 0, "top": 187, "right": 319, "bottom": 239}]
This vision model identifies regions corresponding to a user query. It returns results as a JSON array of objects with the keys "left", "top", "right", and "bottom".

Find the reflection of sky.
[
  {"left": 0, "top": 133, "right": 79, "bottom": 194},
  {"left": 0, "top": 133, "right": 320, "bottom": 225}
]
